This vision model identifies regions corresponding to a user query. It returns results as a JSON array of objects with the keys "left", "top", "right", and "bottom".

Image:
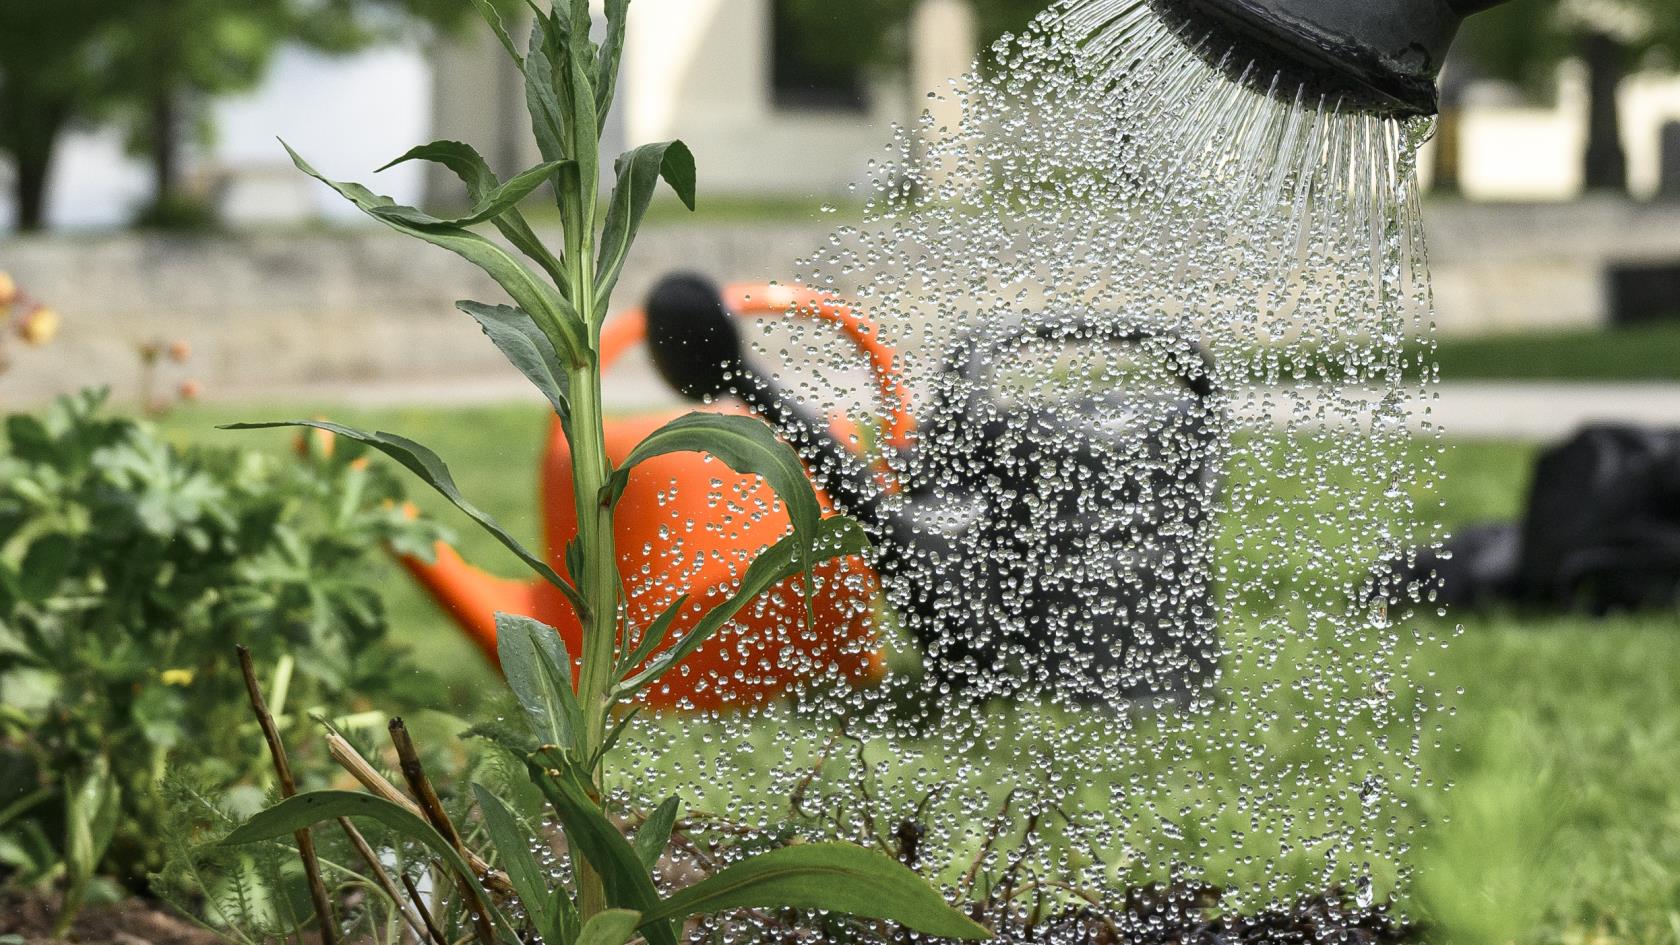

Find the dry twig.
[
  {"left": 388, "top": 718, "right": 495, "bottom": 945},
  {"left": 325, "top": 731, "right": 505, "bottom": 886},
  {"left": 401, "top": 871, "right": 450, "bottom": 945},
  {"left": 236, "top": 645, "right": 337, "bottom": 945}
]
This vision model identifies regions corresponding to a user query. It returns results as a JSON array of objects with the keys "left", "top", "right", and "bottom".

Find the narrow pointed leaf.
[
  {"left": 594, "top": 142, "right": 696, "bottom": 316},
  {"left": 576, "top": 910, "right": 642, "bottom": 945},
  {"left": 589, "top": 708, "right": 641, "bottom": 772},
  {"left": 472, "top": 784, "right": 568, "bottom": 945},
  {"left": 605, "top": 412, "right": 817, "bottom": 558},
  {"left": 563, "top": 43, "right": 601, "bottom": 221},
  {"left": 456, "top": 301, "right": 571, "bottom": 418},
  {"left": 524, "top": 17, "right": 568, "bottom": 163},
  {"left": 527, "top": 751, "right": 677, "bottom": 945},
  {"left": 496, "top": 613, "right": 585, "bottom": 753},
  {"left": 221, "top": 420, "right": 573, "bottom": 595},
  {"left": 645, "top": 842, "right": 991, "bottom": 940},
  {"left": 594, "top": 0, "right": 631, "bottom": 129},
  {"left": 632, "top": 796, "right": 680, "bottom": 871},
  {"left": 470, "top": 0, "right": 523, "bottom": 63},
  {"left": 378, "top": 139, "right": 568, "bottom": 293},
  {"left": 373, "top": 159, "right": 569, "bottom": 229},
  {"left": 618, "top": 517, "right": 870, "bottom": 696},
  {"left": 604, "top": 412, "right": 824, "bottom": 607},
  {"left": 220, "top": 791, "right": 520, "bottom": 942},
  {"left": 285, "top": 142, "right": 585, "bottom": 364},
  {"left": 616, "top": 594, "right": 688, "bottom": 678}
]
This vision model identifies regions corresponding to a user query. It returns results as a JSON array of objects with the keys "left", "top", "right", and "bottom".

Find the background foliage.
[
  {"left": 0, "top": 389, "right": 446, "bottom": 926},
  {"left": 0, "top": 0, "right": 507, "bottom": 231}
]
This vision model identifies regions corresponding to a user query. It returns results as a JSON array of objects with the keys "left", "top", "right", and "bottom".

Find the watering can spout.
[
  {"left": 401, "top": 544, "right": 542, "bottom": 663},
  {"left": 1150, "top": 0, "right": 1516, "bottom": 115}
]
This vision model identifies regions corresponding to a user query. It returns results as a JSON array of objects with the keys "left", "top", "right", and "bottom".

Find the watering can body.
[{"left": 404, "top": 285, "right": 910, "bottom": 711}]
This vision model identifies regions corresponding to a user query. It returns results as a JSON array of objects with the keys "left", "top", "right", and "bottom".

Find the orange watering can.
[{"left": 403, "top": 281, "right": 916, "bottom": 711}]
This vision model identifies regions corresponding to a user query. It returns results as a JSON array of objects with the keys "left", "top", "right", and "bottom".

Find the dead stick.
[
  {"left": 401, "top": 872, "right": 451, "bottom": 945},
  {"left": 388, "top": 719, "right": 496, "bottom": 945},
  {"left": 336, "top": 816, "right": 428, "bottom": 942},
  {"left": 326, "top": 732, "right": 426, "bottom": 818},
  {"left": 325, "top": 732, "right": 506, "bottom": 888},
  {"left": 237, "top": 645, "right": 337, "bottom": 945}
]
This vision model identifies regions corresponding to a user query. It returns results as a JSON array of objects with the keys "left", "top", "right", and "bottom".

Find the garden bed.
[{"left": 1, "top": 893, "right": 221, "bottom": 945}]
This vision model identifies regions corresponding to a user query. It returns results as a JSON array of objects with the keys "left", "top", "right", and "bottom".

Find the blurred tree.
[
  {"left": 1, "top": 0, "right": 487, "bottom": 232},
  {"left": 1449, "top": 0, "right": 1679, "bottom": 194},
  {"left": 0, "top": 1, "right": 123, "bottom": 232}
]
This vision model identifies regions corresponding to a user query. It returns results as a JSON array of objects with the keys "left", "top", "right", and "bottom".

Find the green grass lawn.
[
  {"left": 156, "top": 403, "right": 1680, "bottom": 945},
  {"left": 1415, "top": 321, "right": 1680, "bottom": 383}
]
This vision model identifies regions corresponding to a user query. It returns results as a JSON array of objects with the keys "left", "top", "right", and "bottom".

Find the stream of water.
[{"left": 623, "top": 0, "right": 1449, "bottom": 928}]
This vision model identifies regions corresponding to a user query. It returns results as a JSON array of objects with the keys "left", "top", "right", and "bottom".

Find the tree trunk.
[
  {"left": 150, "top": 86, "right": 182, "bottom": 207},
  {"left": 2, "top": 86, "right": 68, "bottom": 233},
  {"left": 1580, "top": 30, "right": 1627, "bottom": 194}
]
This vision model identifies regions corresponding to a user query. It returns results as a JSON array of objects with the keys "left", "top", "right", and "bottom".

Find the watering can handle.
[
  {"left": 600, "top": 282, "right": 918, "bottom": 451},
  {"left": 950, "top": 321, "right": 1215, "bottom": 402}
]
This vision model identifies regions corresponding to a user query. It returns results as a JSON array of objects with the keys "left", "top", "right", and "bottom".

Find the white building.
[{"left": 428, "top": 0, "right": 976, "bottom": 204}]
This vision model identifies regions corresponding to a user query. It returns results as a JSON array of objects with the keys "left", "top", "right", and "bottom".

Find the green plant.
[
  {"left": 0, "top": 389, "right": 445, "bottom": 933},
  {"left": 216, "top": 2, "right": 990, "bottom": 942}
]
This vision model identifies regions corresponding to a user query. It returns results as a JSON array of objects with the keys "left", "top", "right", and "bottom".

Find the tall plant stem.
[{"left": 562, "top": 154, "right": 613, "bottom": 923}]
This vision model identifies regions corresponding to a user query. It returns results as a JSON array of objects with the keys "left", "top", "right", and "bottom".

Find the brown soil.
[{"left": 0, "top": 893, "right": 224, "bottom": 945}]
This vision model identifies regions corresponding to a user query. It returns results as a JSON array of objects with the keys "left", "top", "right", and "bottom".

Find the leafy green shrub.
[{"left": 0, "top": 389, "right": 446, "bottom": 928}]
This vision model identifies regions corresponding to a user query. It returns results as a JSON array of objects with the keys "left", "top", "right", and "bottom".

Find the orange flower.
[
  {"left": 169, "top": 340, "right": 192, "bottom": 363},
  {"left": 18, "top": 306, "right": 59, "bottom": 346},
  {"left": 0, "top": 272, "right": 16, "bottom": 307},
  {"left": 177, "top": 379, "right": 203, "bottom": 401}
]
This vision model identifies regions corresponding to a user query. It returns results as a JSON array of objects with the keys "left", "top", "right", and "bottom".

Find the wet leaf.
[
  {"left": 645, "top": 842, "right": 991, "bottom": 940},
  {"left": 496, "top": 612, "right": 584, "bottom": 754}
]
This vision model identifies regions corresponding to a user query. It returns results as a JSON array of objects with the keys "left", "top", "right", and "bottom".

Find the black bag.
[{"left": 1393, "top": 425, "right": 1680, "bottom": 614}]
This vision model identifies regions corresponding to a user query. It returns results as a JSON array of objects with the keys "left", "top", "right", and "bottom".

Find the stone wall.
[
  {"left": 3, "top": 201, "right": 1679, "bottom": 405},
  {"left": 0, "top": 223, "right": 826, "bottom": 406},
  {"left": 1424, "top": 198, "right": 1680, "bottom": 335}
]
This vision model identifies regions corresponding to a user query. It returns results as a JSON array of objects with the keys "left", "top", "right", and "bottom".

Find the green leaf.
[
  {"left": 378, "top": 140, "right": 569, "bottom": 293},
  {"left": 594, "top": 0, "right": 631, "bottom": 131},
  {"left": 594, "top": 142, "right": 696, "bottom": 317},
  {"left": 17, "top": 533, "right": 73, "bottom": 602},
  {"left": 220, "top": 420, "right": 576, "bottom": 597},
  {"left": 526, "top": 751, "right": 677, "bottom": 945},
  {"left": 605, "top": 412, "right": 817, "bottom": 570},
  {"left": 456, "top": 301, "right": 571, "bottom": 419},
  {"left": 576, "top": 909, "right": 642, "bottom": 945},
  {"left": 561, "top": 38, "right": 601, "bottom": 225},
  {"left": 470, "top": 0, "right": 523, "bottom": 64},
  {"left": 523, "top": 16, "right": 569, "bottom": 164},
  {"left": 61, "top": 761, "right": 119, "bottom": 930},
  {"left": 5, "top": 415, "right": 54, "bottom": 464},
  {"left": 496, "top": 613, "right": 585, "bottom": 754},
  {"left": 646, "top": 842, "right": 992, "bottom": 940},
  {"left": 284, "top": 141, "right": 586, "bottom": 366},
  {"left": 615, "top": 594, "right": 688, "bottom": 678},
  {"left": 618, "top": 517, "right": 869, "bottom": 697},
  {"left": 372, "top": 159, "right": 569, "bottom": 229},
  {"left": 632, "top": 796, "right": 680, "bottom": 871},
  {"left": 471, "top": 784, "right": 572, "bottom": 945},
  {"left": 604, "top": 412, "right": 843, "bottom": 638},
  {"left": 221, "top": 791, "right": 519, "bottom": 942},
  {"left": 588, "top": 708, "right": 641, "bottom": 772}
]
